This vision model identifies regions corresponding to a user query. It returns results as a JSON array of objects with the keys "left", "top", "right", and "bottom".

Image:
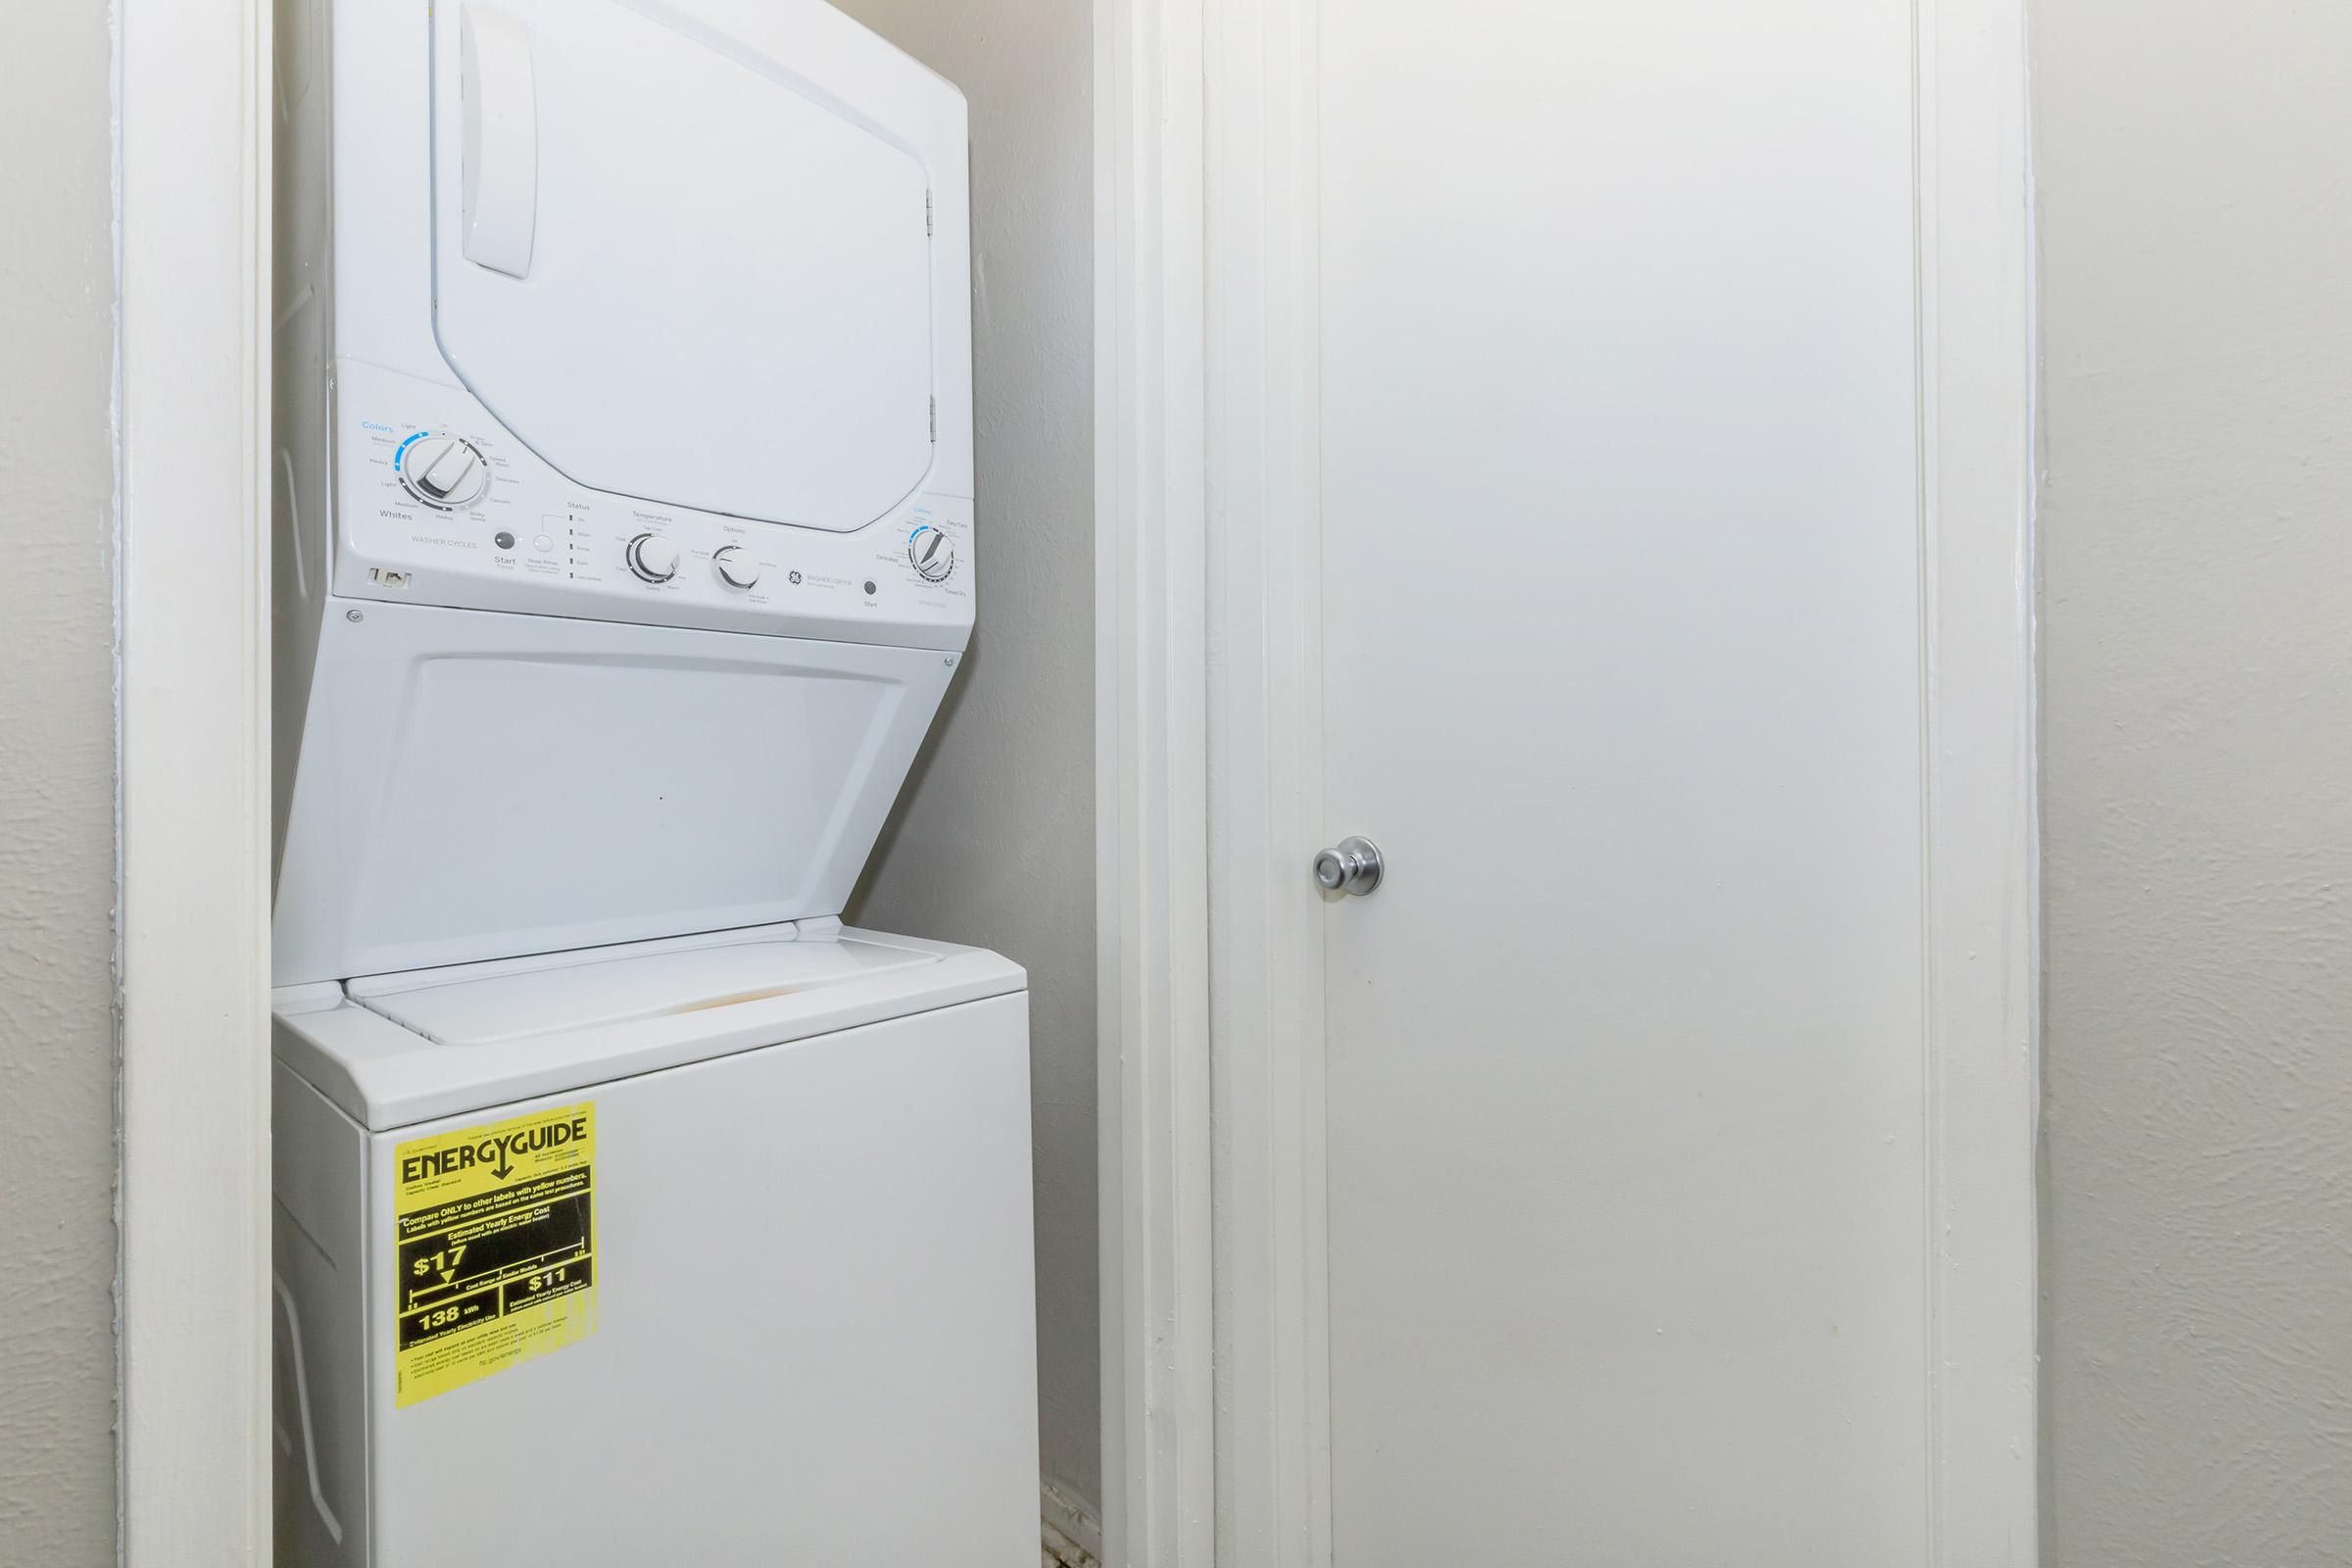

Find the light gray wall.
[
  {"left": 2034, "top": 3, "right": 2352, "bottom": 1563},
  {"left": 828, "top": 0, "right": 1099, "bottom": 1513},
  {"left": 0, "top": 0, "right": 120, "bottom": 1561}
]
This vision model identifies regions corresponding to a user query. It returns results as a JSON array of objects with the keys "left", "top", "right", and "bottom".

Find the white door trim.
[
  {"left": 1096, "top": 0, "right": 1215, "bottom": 1563},
  {"left": 1198, "top": 0, "right": 1330, "bottom": 1562},
  {"left": 116, "top": 0, "right": 272, "bottom": 1559},
  {"left": 1911, "top": 1, "right": 2042, "bottom": 1558},
  {"left": 1102, "top": 3, "right": 2038, "bottom": 1564}
]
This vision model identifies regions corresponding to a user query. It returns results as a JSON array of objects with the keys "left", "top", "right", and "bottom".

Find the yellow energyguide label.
[{"left": 392, "top": 1102, "right": 597, "bottom": 1407}]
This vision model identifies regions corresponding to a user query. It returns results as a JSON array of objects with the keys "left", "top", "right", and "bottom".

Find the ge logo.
[{"left": 788, "top": 569, "right": 804, "bottom": 584}]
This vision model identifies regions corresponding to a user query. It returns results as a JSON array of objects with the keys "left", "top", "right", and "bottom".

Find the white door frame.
[
  {"left": 1095, "top": 0, "right": 1215, "bottom": 1561},
  {"left": 117, "top": 0, "right": 273, "bottom": 1559},
  {"left": 1096, "top": 1, "right": 2040, "bottom": 1563}
]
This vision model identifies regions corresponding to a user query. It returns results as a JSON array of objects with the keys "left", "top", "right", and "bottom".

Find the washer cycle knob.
[
  {"left": 626, "top": 533, "right": 680, "bottom": 583},
  {"left": 397, "top": 435, "right": 491, "bottom": 509},
  {"left": 907, "top": 525, "right": 956, "bottom": 583},
  {"left": 712, "top": 545, "right": 760, "bottom": 589}
]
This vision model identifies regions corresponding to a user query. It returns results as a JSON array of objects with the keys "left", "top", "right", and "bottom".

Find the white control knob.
[
  {"left": 712, "top": 545, "right": 760, "bottom": 589},
  {"left": 626, "top": 533, "right": 680, "bottom": 583},
  {"left": 907, "top": 525, "right": 956, "bottom": 583},
  {"left": 397, "top": 434, "right": 491, "bottom": 509}
]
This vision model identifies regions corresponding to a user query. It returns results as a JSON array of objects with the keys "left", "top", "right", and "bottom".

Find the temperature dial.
[
  {"left": 712, "top": 546, "right": 760, "bottom": 589},
  {"left": 907, "top": 525, "right": 956, "bottom": 583},
  {"left": 397, "top": 434, "right": 491, "bottom": 510},
  {"left": 625, "top": 533, "right": 680, "bottom": 583}
]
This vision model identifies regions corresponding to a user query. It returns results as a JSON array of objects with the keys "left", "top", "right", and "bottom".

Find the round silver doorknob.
[{"left": 1312, "top": 836, "right": 1384, "bottom": 897}]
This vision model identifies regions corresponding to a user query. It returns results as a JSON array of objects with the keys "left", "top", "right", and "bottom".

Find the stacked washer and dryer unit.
[{"left": 270, "top": 2, "right": 1037, "bottom": 1562}]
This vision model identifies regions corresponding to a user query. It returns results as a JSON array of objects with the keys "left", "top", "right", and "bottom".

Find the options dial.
[
  {"left": 712, "top": 545, "right": 760, "bottom": 589},
  {"left": 397, "top": 434, "right": 491, "bottom": 509},
  {"left": 907, "top": 524, "right": 956, "bottom": 583},
  {"left": 625, "top": 532, "right": 680, "bottom": 583}
]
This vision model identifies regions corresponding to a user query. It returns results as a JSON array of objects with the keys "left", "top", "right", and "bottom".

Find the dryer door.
[{"left": 429, "top": 1, "right": 938, "bottom": 532}]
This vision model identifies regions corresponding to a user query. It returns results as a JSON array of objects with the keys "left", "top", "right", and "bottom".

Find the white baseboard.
[{"left": 1041, "top": 1476, "right": 1102, "bottom": 1568}]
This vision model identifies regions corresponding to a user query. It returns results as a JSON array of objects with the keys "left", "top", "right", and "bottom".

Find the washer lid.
[
  {"left": 270, "top": 602, "right": 956, "bottom": 988},
  {"left": 430, "top": 0, "right": 942, "bottom": 532}
]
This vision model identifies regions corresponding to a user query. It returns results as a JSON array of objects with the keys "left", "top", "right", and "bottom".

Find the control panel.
[{"left": 331, "top": 362, "right": 974, "bottom": 652}]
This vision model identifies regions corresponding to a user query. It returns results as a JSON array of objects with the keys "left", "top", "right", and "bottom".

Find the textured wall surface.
[
  {"left": 2034, "top": 3, "right": 2352, "bottom": 1563},
  {"left": 0, "top": 0, "right": 120, "bottom": 1561},
  {"left": 828, "top": 0, "right": 1100, "bottom": 1513}
]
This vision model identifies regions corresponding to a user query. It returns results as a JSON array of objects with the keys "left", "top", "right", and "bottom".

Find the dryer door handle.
[{"left": 461, "top": 4, "right": 538, "bottom": 278}]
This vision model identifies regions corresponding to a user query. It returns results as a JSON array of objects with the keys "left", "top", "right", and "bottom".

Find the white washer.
[
  {"left": 272, "top": 925, "right": 1037, "bottom": 1564},
  {"left": 268, "top": 1, "right": 1032, "bottom": 1561}
]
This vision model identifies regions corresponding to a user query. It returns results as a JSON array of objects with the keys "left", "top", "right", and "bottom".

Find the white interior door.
[
  {"left": 1103, "top": 0, "right": 2032, "bottom": 1556},
  {"left": 1311, "top": 4, "right": 1933, "bottom": 1561}
]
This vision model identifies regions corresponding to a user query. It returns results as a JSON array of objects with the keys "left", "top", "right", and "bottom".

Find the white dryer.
[{"left": 267, "top": 1, "right": 1035, "bottom": 1562}]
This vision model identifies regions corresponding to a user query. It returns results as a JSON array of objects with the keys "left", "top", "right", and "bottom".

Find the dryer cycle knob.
[
  {"left": 626, "top": 533, "right": 680, "bottom": 583},
  {"left": 712, "top": 545, "right": 760, "bottom": 589},
  {"left": 908, "top": 525, "right": 956, "bottom": 583},
  {"left": 398, "top": 435, "right": 491, "bottom": 509}
]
